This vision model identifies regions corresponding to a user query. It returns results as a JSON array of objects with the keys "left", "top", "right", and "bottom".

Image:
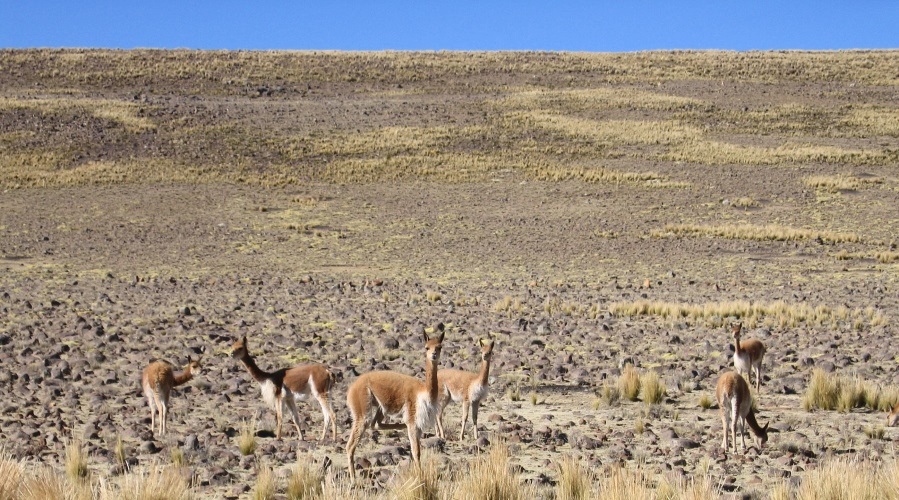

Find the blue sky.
[{"left": 2, "top": 2, "right": 897, "bottom": 51}]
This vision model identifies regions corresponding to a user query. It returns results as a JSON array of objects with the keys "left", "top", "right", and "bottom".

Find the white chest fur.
[
  {"left": 260, "top": 379, "right": 280, "bottom": 410},
  {"left": 415, "top": 391, "right": 439, "bottom": 430},
  {"left": 469, "top": 383, "right": 488, "bottom": 402},
  {"left": 733, "top": 351, "right": 753, "bottom": 372}
]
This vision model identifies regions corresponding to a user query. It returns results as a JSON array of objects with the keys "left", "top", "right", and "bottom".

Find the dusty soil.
[{"left": 1, "top": 50, "right": 898, "bottom": 498}]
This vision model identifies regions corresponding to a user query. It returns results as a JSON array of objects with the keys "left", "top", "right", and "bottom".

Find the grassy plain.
[{"left": 1, "top": 49, "right": 899, "bottom": 498}]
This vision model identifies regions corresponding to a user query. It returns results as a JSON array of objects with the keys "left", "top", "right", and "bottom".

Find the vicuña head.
[
  {"left": 141, "top": 355, "right": 203, "bottom": 436},
  {"left": 345, "top": 323, "right": 446, "bottom": 481},
  {"left": 435, "top": 337, "right": 496, "bottom": 442},
  {"left": 888, "top": 403, "right": 899, "bottom": 427},
  {"left": 230, "top": 335, "right": 338, "bottom": 442}
]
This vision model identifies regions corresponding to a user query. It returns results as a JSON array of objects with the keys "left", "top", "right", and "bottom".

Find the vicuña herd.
[{"left": 138, "top": 321, "right": 885, "bottom": 480}]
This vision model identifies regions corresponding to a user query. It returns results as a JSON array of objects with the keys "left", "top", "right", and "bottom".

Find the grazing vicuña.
[
  {"left": 141, "top": 356, "right": 202, "bottom": 435},
  {"left": 716, "top": 371, "right": 769, "bottom": 453},
  {"left": 230, "top": 336, "right": 337, "bottom": 441}
]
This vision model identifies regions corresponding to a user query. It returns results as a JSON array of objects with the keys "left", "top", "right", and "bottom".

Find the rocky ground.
[{"left": 1, "top": 50, "right": 898, "bottom": 498}]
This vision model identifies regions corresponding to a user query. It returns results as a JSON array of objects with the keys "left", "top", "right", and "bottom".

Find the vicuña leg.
[
  {"left": 284, "top": 395, "right": 304, "bottom": 440},
  {"left": 459, "top": 401, "right": 470, "bottom": 441},
  {"left": 470, "top": 403, "right": 480, "bottom": 442}
]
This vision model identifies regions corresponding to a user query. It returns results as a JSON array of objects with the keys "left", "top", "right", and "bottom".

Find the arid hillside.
[{"left": 1, "top": 50, "right": 898, "bottom": 499}]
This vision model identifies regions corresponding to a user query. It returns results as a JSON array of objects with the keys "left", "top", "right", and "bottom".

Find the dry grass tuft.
[
  {"left": 802, "top": 370, "right": 888, "bottom": 413},
  {"left": 111, "top": 466, "right": 193, "bottom": 500},
  {"left": 65, "top": 439, "right": 90, "bottom": 484},
  {"left": 114, "top": 436, "right": 126, "bottom": 470},
  {"left": 608, "top": 298, "right": 887, "bottom": 328},
  {"left": 791, "top": 457, "right": 899, "bottom": 499},
  {"left": 251, "top": 463, "right": 276, "bottom": 500},
  {"left": 729, "top": 196, "right": 759, "bottom": 208},
  {"left": 595, "top": 464, "right": 655, "bottom": 498},
  {"left": 556, "top": 456, "right": 594, "bottom": 500},
  {"left": 802, "top": 369, "right": 843, "bottom": 411},
  {"left": 452, "top": 442, "right": 533, "bottom": 499},
  {"left": 640, "top": 371, "right": 666, "bottom": 405},
  {"left": 599, "top": 384, "right": 622, "bottom": 407},
  {"left": 0, "top": 448, "right": 22, "bottom": 500},
  {"left": 287, "top": 455, "right": 323, "bottom": 500},
  {"left": 653, "top": 222, "right": 862, "bottom": 244},
  {"left": 698, "top": 393, "right": 714, "bottom": 410},
  {"left": 170, "top": 448, "right": 186, "bottom": 468},
  {"left": 238, "top": 418, "right": 258, "bottom": 456},
  {"left": 618, "top": 365, "right": 642, "bottom": 402},
  {"left": 20, "top": 467, "right": 70, "bottom": 500},
  {"left": 390, "top": 456, "right": 440, "bottom": 500}
]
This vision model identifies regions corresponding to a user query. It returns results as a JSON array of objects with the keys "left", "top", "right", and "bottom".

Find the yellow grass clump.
[
  {"left": 238, "top": 418, "right": 258, "bottom": 456},
  {"left": 640, "top": 371, "right": 666, "bottom": 405},
  {"left": 653, "top": 222, "right": 862, "bottom": 244},
  {"left": 608, "top": 299, "right": 886, "bottom": 329},
  {"left": 452, "top": 442, "right": 534, "bottom": 499},
  {"left": 287, "top": 455, "right": 323, "bottom": 500},
  {"left": 251, "top": 463, "right": 275, "bottom": 500},
  {"left": 0, "top": 97, "right": 156, "bottom": 132},
  {"left": 556, "top": 456, "right": 594, "bottom": 500},
  {"left": 801, "top": 370, "right": 899, "bottom": 413},
  {"left": 618, "top": 365, "right": 642, "bottom": 401}
]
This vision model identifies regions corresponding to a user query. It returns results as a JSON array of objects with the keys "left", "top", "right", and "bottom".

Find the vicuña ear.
[{"left": 479, "top": 338, "right": 486, "bottom": 347}]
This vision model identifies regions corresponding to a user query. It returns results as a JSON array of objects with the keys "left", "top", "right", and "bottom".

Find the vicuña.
[
  {"left": 435, "top": 337, "right": 495, "bottom": 442},
  {"left": 230, "top": 336, "right": 337, "bottom": 441},
  {"left": 142, "top": 356, "right": 202, "bottom": 435},
  {"left": 345, "top": 323, "right": 445, "bottom": 481}
]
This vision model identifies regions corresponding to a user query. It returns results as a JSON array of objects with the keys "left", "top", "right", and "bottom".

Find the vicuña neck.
[
  {"left": 478, "top": 357, "right": 491, "bottom": 385},
  {"left": 425, "top": 358, "right": 439, "bottom": 400},
  {"left": 174, "top": 367, "right": 194, "bottom": 386},
  {"left": 239, "top": 354, "right": 271, "bottom": 383},
  {"left": 746, "top": 410, "right": 765, "bottom": 437},
  {"left": 734, "top": 336, "right": 743, "bottom": 355}
]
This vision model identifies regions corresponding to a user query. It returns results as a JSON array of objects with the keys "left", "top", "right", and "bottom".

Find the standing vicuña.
[
  {"left": 716, "top": 371, "right": 768, "bottom": 453},
  {"left": 345, "top": 324, "right": 445, "bottom": 481},
  {"left": 732, "top": 323, "right": 766, "bottom": 392},
  {"left": 435, "top": 338, "right": 495, "bottom": 442},
  {"left": 142, "top": 356, "right": 202, "bottom": 435},
  {"left": 230, "top": 336, "right": 337, "bottom": 441}
]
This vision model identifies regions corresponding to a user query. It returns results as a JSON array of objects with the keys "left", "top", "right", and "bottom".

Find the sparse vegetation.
[
  {"left": 390, "top": 456, "right": 439, "bottom": 500},
  {"left": 640, "top": 371, "right": 666, "bottom": 405},
  {"left": 170, "top": 447, "right": 186, "bottom": 468},
  {"left": 238, "top": 419, "right": 258, "bottom": 456},
  {"left": 618, "top": 365, "right": 642, "bottom": 402},
  {"left": 3, "top": 48, "right": 899, "bottom": 499},
  {"left": 287, "top": 456, "right": 323, "bottom": 500},
  {"left": 801, "top": 370, "right": 897, "bottom": 413},
  {"left": 64, "top": 439, "right": 89, "bottom": 484},
  {"left": 452, "top": 442, "right": 534, "bottom": 499},
  {"left": 609, "top": 299, "right": 887, "bottom": 328},
  {"left": 251, "top": 463, "right": 275, "bottom": 500},
  {"left": 556, "top": 456, "right": 593, "bottom": 500},
  {"left": 653, "top": 222, "right": 862, "bottom": 244}
]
